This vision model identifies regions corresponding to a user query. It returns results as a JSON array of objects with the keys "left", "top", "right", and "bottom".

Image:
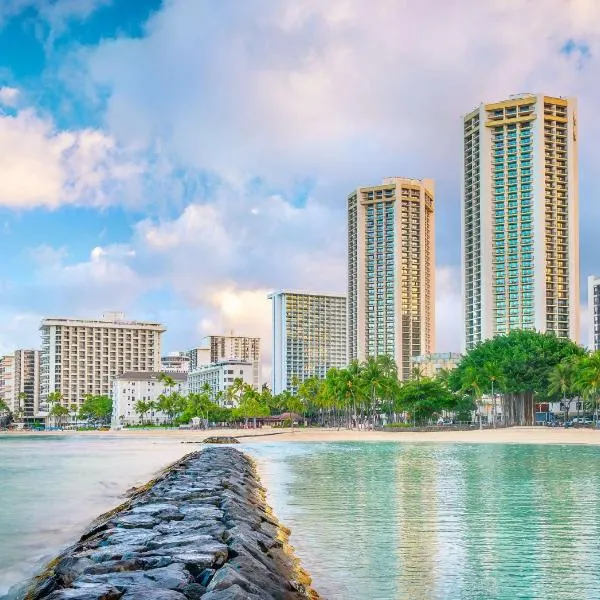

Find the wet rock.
[
  {"left": 75, "top": 564, "right": 193, "bottom": 592},
  {"left": 205, "top": 565, "right": 273, "bottom": 599},
  {"left": 45, "top": 584, "right": 123, "bottom": 600},
  {"left": 115, "top": 514, "right": 157, "bottom": 529},
  {"left": 202, "top": 584, "right": 263, "bottom": 600},
  {"left": 104, "top": 529, "right": 158, "bottom": 547},
  {"left": 130, "top": 504, "right": 179, "bottom": 515},
  {"left": 203, "top": 436, "right": 240, "bottom": 444},
  {"left": 120, "top": 587, "right": 186, "bottom": 600}
]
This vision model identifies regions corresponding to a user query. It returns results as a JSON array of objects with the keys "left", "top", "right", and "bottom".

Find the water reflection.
[{"left": 249, "top": 442, "right": 600, "bottom": 600}]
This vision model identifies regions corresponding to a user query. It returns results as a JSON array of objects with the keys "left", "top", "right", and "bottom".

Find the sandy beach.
[{"left": 8, "top": 426, "right": 600, "bottom": 445}]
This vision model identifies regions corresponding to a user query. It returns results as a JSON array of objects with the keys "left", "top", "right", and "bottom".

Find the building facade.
[
  {"left": 187, "top": 360, "right": 253, "bottom": 407},
  {"left": 348, "top": 177, "right": 435, "bottom": 380},
  {"left": 409, "top": 352, "right": 462, "bottom": 378},
  {"left": 13, "top": 350, "right": 41, "bottom": 420},
  {"left": 40, "top": 313, "right": 165, "bottom": 410},
  {"left": 589, "top": 275, "right": 600, "bottom": 351},
  {"left": 202, "top": 335, "right": 261, "bottom": 388},
  {"left": 269, "top": 291, "right": 347, "bottom": 394},
  {"left": 161, "top": 352, "right": 190, "bottom": 373},
  {"left": 187, "top": 347, "right": 211, "bottom": 372},
  {"left": 462, "top": 94, "right": 579, "bottom": 350},
  {"left": 111, "top": 371, "right": 187, "bottom": 427},
  {"left": 0, "top": 354, "right": 15, "bottom": 413}
]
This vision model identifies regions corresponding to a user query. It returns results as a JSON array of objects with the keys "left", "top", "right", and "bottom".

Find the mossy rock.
[{"left": 203, "top": 436, "right": 240, "bottom": 444}]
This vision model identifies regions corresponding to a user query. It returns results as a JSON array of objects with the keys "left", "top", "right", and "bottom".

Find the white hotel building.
[
  {"left": 269, "top": 291, "right": 347, "bottom": 394},
  {"left": 462, "top": 94, "right": 579, "bottom": 350},
  {"left": 111, "top": 371, "right": 187, "bottom": 427},
  {"left": 40, "top": 313, "right": 165, "bottom": 411},
  {"left": 187, "top": 360, "right": 254, "bottom": 407}
]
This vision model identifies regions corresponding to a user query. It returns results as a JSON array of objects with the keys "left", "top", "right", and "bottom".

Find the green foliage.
[
  {"left": 396, "top": 377, "right": 458, "bottom": 423},
  {"left": 79, "top": 395, "right": 112, "bottom": 425}
]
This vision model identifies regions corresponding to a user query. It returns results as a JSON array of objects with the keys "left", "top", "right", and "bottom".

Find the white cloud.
[
  {"left": 0, "top": 107, "right": 144, "bottom": 208},
  {"left": 0, "top": 87, "right": 19, "bottom": 107}
]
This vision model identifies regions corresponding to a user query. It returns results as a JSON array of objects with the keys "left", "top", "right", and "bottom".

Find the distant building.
[
  {"left": 589, "top": 276, "right": 600, "bottom": 351},
  {"left": 111, "top": 371, "right": 187, "bottom": 428},
  {"left": 410, "top": 353, "right": 462, "bottom": 378},
  {"left": 269, "top": 290, "right": 347, "bottom": 394},
  {"left": 347, "top": 177, "right": 435, "bottom": 380},
  {"left": 13, "top": 350, "right": 41, "bottom": 421},
  {"left": 463, "top": 94, "right": 579, "bottom": 350},
  {"left": 40, "top": 312, "right": 165, "bottom": 411},
  {"left": 0, "top": 354, "right": 15, "bottom": 413},
  {"left": 186, "top": 347, "right": 211, "bottom": 372},
  {"left": 161, "top": 352, "right": 190, "bottom": 373},
  {"left": 202, "top": 335, "right": 261, "bottom": 389},
  {"left": 187, "top": 360, "right": 253, "bottom": 407}
]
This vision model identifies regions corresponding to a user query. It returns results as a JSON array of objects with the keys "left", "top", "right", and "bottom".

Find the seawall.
[{"left": 16, "top": 447, "right": 318, "bottom": 600}]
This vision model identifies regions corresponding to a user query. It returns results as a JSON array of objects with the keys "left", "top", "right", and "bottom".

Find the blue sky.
[{"left": 1, "top": 0, "right": 599, "bottom": 366}]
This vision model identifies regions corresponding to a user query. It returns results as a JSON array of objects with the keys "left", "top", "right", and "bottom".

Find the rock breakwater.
[{"left": 16, "top": 447, "right": 318, "bottom": 600}]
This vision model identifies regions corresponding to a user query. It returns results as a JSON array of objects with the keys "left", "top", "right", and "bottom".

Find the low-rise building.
[
  {"left": 409, "top": 352, "right": 462, "bottom": 378},
  {"left": 187, "top": 360, "right": 253, "bottom": 408},
  {"left": 111, "top": 371, "right": 187, "bottom": 428},
  {"left": 187, "top": 347, "right": 211, "bottom": 371},
  {"left": 161, "top": 352, "right": 190, "bottom": 373}
]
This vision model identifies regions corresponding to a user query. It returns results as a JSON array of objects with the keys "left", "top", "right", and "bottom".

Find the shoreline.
[
  {"left": 4, "top": 426, "right": 600, "bottom": 446},
  {"left": 13, "top": 447, "right": 318, "bottom": 600}
]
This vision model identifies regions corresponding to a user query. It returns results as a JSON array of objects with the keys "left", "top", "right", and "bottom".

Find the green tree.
[
  {"left": 396, "top": 377, "right": 456, "bottom": 424},
  {"left": 134, "top": 400, "right": 151, "bottom": 424},
  {"left": 548, "top": 358, "right": 578, "bottom": 420},
  {"left": 575, "top": 352, "right": 600, "bottom": 421},
  {"left": 79, "top": 395, "right": 112, "bottom": 426}
]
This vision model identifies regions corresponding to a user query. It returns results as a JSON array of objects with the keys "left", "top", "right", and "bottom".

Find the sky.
[{"left": 1, "top": 0, "right": 599, "bottom": 378}]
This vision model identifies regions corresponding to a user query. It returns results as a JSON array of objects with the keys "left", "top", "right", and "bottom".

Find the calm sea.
[{"left": 2, "top": 437, "right": 600, "bottom": 599}]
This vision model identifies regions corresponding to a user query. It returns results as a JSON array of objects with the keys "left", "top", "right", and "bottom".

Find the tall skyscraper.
[
  {"left": 588, "top": 275, "right": 600, "bottom": 351},
  {"left": 347, "top": 177, "right": 435, "bottom": 380},
  {"left": 202, "top": 335, "right": 261, "bottom": 388},
  {"left": 40, "top": 313, "right": 164, "bottom": 410},
  {"left": 269, "top": 291, "right": 347, "bottom": 394},
  {"left": 0, "top": 354, "right": 14, "bottom": 412},
  {"left": 463, "top": 94, "right": 579, "bottom": 350}
]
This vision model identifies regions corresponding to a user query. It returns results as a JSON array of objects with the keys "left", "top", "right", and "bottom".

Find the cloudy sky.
[{"left": 0, "top": 0, "right": 598, "bottom": 376}]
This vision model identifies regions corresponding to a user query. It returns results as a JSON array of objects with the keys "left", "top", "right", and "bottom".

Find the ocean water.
[
  {"left": 2, "top": 437, "right": 600, "bottom": 600},
  {"left": 0, "top": 434, "right": 192, "bottom": 595},
  {"left": 247, "top": 442, "right": 600, "bottom": 600}
]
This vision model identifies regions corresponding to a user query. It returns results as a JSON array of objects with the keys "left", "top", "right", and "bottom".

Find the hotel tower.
[
  {"left": 462, "top": 94, "right": 579, "bottom": 350},
  {"left": 347, "top": 177, "right": 435, "bottom": 380}
]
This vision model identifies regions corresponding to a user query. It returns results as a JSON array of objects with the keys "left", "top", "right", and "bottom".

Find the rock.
[
  {"left": 120, "top": 587, "right": 187, "bottom": 600},
  {"left": 81, "top": 557, "right": 172, "bottom": 574},
  {"left": 179, "top": 505, "right": 224, "bottom": 521},
  {"left": 203, "top": 436, "right": 240, "bottom": 444},
  {"left": 103, "top": 529, "right": 158, "bottom": 547},
  {"left": 75, "top": 564, "right": 193, "bottom": 592},
  {"left": 130, "top": 504, "right": 179, "bottom": 515},
  {"left": 180, "top": 583, "right": 206, "bottom": 600},
  {"left": 55, "top": 557, "right": 95, "bottom": 586},
  {"left": 201, "top": 584, "right": 263, "bottom": 600},
  {"left": 115, "top": 514, "right": 157, "bottom": 529},
  {"left": 45, "top": 584, "right": 123, "bottom": 600},
  {"left": 153, "top": 519, "right": 226, "bottom": 539},
  {"left": 205, "top": 565, "right": 274, "bottom": 599},
  {"left": 146, "top": 532, "right": 215, "bottom": 549}
]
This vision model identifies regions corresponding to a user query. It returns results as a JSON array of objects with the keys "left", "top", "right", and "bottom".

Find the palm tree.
[
  {"left": 484, "top": 361, "right": 504, "bottom": 428},
  {"left": 134, "top": 400, "right": 150, "bottom": 425},
  {"left": 576, "top": 352, "right": 600, "bottom": 422},
  {"left": 461, "top": 365, "right": 484, "bottom": 428},
  {"left": 548, "top": 359, "right": 577, "bottom": 421}
]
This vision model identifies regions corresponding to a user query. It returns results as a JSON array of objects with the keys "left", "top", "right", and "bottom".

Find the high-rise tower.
[
  {"left": 462, "top": 94, "right": 579, "bottom": 350},
  {"left": 347, "top": 177, "right": 435, "bottom": 380}
]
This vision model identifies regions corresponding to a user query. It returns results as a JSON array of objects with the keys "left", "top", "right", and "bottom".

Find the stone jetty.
[{"left": 19, "top": 447, "right": 318, "bottom": 600}]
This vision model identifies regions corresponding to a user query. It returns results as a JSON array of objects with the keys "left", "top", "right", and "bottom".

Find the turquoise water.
[
  {"left": 248, "top": 442, "right": 600, "bottom": 600},
  {"left": 2, "top": 438, "right": 600, "bottom": 599}
]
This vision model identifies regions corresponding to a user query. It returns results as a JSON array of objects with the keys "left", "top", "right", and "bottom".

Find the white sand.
[{"left": 14, "top": 426, "right": 600, "bottom": 445}]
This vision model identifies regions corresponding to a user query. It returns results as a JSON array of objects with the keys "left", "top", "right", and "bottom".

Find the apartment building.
[
  {"left": 348, "top": 177, "right": 435, "bottom": 380},
  {"left": 410, "top": 352, "right": 462, "bottom": 378},
  {"left": 111, "top": 371, "right": 187, "bottom": 427},
  {"left": 161, "top": 352, "right": 190, "bottom": 373},
  {"left": 187, "top": 359, "right": 253, "bottom": 407},
  {"left": 589, "top": 276, "right": 600, "bottom": 351},
  {"left": 269, "top": 291, "right": 347, "bottom": 394},
  {"left": 186, "top": 347, "right": 211, "bottom": 372},
  {"left": 0, "top": 354, "right": 14, "bottom": 413},
  {"left": 462, "top": 94, "right": 579, "bottom": 350},
  {"left": 13, "top": 350, "right": 41, "bottom": 420},
  {"left": 203, "top": 335, "right": 261, "bottom": 388},
  {"left": 40, "top": 312, "right": 165, "bottom": 410}
]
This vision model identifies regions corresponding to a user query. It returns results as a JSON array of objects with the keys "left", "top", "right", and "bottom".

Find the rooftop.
[{"left": 116, "top": 371, "right": 187, "bottom": 382}]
